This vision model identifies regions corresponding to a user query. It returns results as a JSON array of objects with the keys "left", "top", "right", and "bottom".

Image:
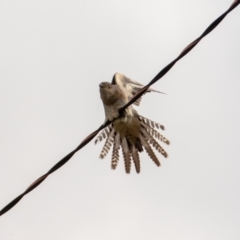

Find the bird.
[{"left": 95, "top": 73, "right": 170, "bottom": 173}]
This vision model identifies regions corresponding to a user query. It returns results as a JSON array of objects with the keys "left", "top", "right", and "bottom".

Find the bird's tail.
[{"left": 95, "top": 116, "right": 170, "bottom": 173}]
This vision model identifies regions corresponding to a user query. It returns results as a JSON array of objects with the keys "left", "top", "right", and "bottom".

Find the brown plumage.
[
  {"left": 95, "top": 73, "right": 170, "bottom": 173},
  {"left": 111, "top": 132, "right": 120, "bottom": 170}
]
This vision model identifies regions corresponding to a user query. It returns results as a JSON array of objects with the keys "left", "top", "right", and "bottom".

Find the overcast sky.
[{"left": 0, "top": 1, "right": 240, "bottom": 239}]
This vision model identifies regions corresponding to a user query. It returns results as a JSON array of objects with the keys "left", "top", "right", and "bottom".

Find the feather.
[
  {"left": 95, "top": 125, "right": 113, "bottom": 144},
  {"left": 111, "top": 73, "right": 164, "bottom": 106},
  {"left": 131, "top": 144, "right": 140, "bottom": 173},
  {"left": 139, "top": 115, "right": 165, "bottom": 130},
  {"left": 140, "top": 122, "right": 170, "bottom": 145},
  {"left": 141, "top": 128, "right": 168, "bottom": 158},
  {"left": 111, "top": 132, "right": 120, "bottom": 170},
  {"left": 99, "top": 128, "right": 115, "bottom": 159},
  {"left": 121, "top": 137, "right": 131, "bottom": 173},
  {"left": 139, "top": 134, "right": 161, "bottom": 167}
]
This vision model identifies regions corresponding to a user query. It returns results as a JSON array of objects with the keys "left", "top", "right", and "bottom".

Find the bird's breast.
[{"left": 113, "top": 113, "right": 141, "bottom": 140}]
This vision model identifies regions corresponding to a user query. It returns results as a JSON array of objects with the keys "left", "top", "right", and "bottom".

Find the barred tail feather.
[
  {"left": 140, "top": 122, "right": 170, "bottom": 145},
  {"left": 139, "top": 115, "right": 165, "bottom": 130},
  {"left": 111, "top": 132, "right": 120, "bottom": 170},
  {"left": 99, "top": 128, "right": 115, "bottom": 159},
  {"left": 131, "top": 144, "right": 140, "bottom": 173},
  {"left": 139, "top": 135, "right": 161, "bottom": 167},
  {"left": 121, "top": 137, "right": 131, "bottom": 174},
  {"left": 95, "top": 125, "right": 113, "bottom": 145},
  {"left": 141, "top": 128, "right": 168, "bottom": 158}
]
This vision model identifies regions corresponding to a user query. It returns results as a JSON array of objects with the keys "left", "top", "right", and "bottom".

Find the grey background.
[{"left": 0, "top": 0, "right": 240, "bottom": 239}]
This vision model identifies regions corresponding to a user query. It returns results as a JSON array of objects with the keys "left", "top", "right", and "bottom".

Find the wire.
[{"left": 0, "top": 0, "right": 239, "bottom": 217}]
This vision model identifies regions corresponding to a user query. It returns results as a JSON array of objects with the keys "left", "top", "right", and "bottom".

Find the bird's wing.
[{"left": 111, "top": 73, "right": 164, "bottom": 106}]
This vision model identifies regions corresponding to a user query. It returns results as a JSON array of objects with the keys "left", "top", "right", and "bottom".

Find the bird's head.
[{"left": 99, "top": 82, "right": 121, "bottom": 105}]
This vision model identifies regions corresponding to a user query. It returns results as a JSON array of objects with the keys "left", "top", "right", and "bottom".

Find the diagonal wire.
[
  {"left": 119, "top": 0, "right": 240, "bottom": 112},
  {"left": 0, "top": 0, "right": 239, "bottom": 217}
]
